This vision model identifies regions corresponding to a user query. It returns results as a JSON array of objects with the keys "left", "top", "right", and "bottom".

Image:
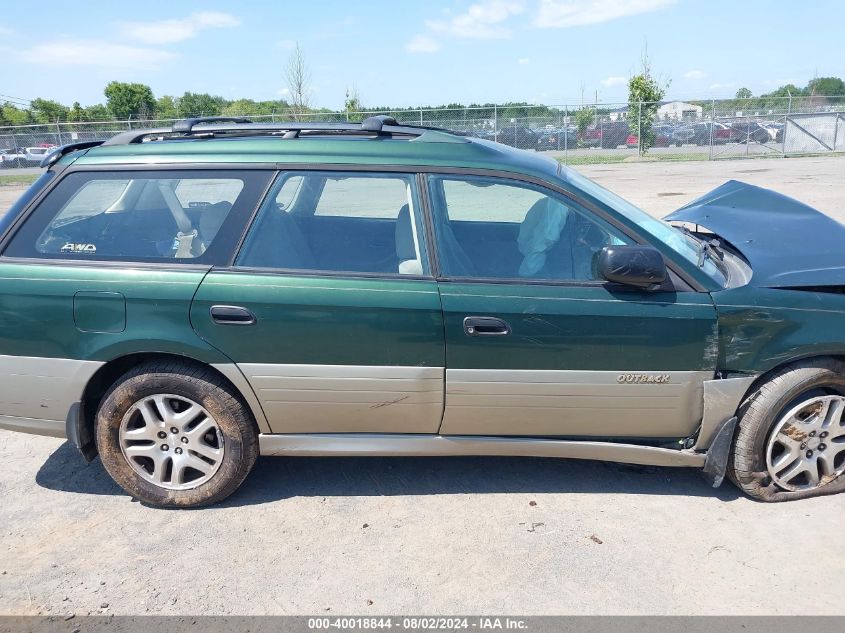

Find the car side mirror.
[{"left": 597, "top": 245, "right": 667, "bottom": 290}]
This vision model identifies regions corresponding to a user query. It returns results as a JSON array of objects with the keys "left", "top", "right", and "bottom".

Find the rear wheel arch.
[{"left": 79, "top": 352, "right": 263, "bottom": 458}]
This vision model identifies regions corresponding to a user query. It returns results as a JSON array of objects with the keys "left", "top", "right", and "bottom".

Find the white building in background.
[
  {"left": 607, "top": 101, "right": 704, "bottom": 122},
  {"left": 657, "top": 101, "right": 703, "bottom": 120}
]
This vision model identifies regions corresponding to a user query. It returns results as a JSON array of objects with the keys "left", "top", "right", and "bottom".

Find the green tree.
[
  {"left": 735, "top": 87, "right": 752, "bottom": 99},
  {"left": 574, "top": 106, "right": 595, "bottom": 145},
  {"left": 30, "top": 98, "right": 69, "bottom": 123},
  {"left": 344, "top": 86, "right": 364, "bottom": 122},
  {"left": 627, "top": 49, "right": 668, "bottom": 155},
  {"left": 761, "top": 83, "right": 805, "bottom": 98},
  {"left": 156, "top": 95, "right": 180, "bottom": 119},
  {"left": 807, "top": 76, "right": 845, "bottom": 96},
  {"left": 0, "top": 102, "right": 33, "bottom": 126},
  {"left": 83, "top": 104, "right": 113, "bottom": 121},
  {"left": 177, "top": 92, "right": 226, "bottom": 117},
  {"left": 67, "top": 102, "right": 85, "bottom": 122},
  {"left": 104, "top": 81, "right": 156, "bottom": 119}
]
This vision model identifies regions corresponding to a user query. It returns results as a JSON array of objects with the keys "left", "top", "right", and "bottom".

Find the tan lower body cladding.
[
  {"left": 238, "top": 363, "right": 445, "bottom": 434},
  {"left": 238, "top": 363, "right": 714, "bottom": 439},
  {"left": 440, "top": 369, "right": 714, "bottom": 437}
]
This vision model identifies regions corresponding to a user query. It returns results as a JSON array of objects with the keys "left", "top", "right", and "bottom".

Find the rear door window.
[
  {"left": 4, "top": 170, "right": 272, "bottom": 263},
  {"left": 237, "top": 171, "right": 429, "bottom": 276}
]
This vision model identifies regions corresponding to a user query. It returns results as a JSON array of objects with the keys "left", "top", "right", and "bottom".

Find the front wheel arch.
[{"left": 736, "top": 354, "right": 845, "bottom": 410}]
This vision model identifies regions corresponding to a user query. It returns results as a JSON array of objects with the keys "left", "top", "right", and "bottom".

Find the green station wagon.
[{"left": 0, "top": 115, "right": 843, "bottom": 507}]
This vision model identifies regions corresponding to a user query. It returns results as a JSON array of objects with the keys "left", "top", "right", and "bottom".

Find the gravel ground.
[{"left": 1, "top": 156, "right": 844, "bottom": 617}]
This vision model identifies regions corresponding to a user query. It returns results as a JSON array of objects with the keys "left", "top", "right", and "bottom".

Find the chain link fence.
[{"left": 1, "top": 96, "right": 844, "bottom": 169}]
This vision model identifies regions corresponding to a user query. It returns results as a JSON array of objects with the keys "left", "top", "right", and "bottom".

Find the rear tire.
[
  {"left": 95, "top": 361, "right": 259, "bottom": 508},
  {"left": 729, "top": 359, "right": 845, "bottom": 502}
]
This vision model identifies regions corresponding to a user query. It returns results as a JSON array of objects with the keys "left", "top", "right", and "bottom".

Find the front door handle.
[
  {"left": 463, "top": 316, "right": 511, "bottom": 336},
  {"left": 210, "top": 305, "right": 257, "bottom": 326}
]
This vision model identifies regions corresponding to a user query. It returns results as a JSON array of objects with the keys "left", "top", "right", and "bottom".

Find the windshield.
[{"left": 562, "top": 167, "right": 726, "bottom": 285}]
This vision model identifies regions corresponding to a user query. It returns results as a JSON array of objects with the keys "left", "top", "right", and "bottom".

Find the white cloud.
[
  {"left": 118, "top": 11, "right": 240, "bottom": 45},
  {"left": 20, "top": 40, "right": 177, "bottom": 70},
  {"left": 535, "top": 0, "right": 674, "bottom": 28},
  {"left": 276, "top": 39, "right": 296, "bottom": 50},
  {"left": 709, "top": 82, "right": 736, "bottom": 90},
  {"left": 600, "top": 75, "right": 627, "bottom": 87},
  {"left": 277, "top": 88, "right": 292, "bottom": 96},
  {"left": 518, "top": 57, "right": 530, "bottom": 64},
  {"left": 682, "top": 69, "right": 706, "bottom": 80},
  {"left": 405, "top": 34, "right": 441, "bottom": 53},
  {"left": 426, "top": 1, "right": 525, "bottom": 39}
]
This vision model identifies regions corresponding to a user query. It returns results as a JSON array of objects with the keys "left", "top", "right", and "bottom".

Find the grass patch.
[
  {"left": 0, "top": 173, "right": 38, "bottom": 187},
  {"left": 556, "top": 152, "right": 710, "bottom": 166},
  {"left": 557, "top": 154, "right": 631, "bottom": 165}
]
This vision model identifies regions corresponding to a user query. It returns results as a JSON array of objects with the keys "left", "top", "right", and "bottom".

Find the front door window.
[{"left": 426, "top": 175, "right": 629, "bottom": 281}]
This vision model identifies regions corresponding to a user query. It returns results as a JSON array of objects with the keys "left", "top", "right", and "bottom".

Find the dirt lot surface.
[
  {"left": 575, "top": 155, "right": 845, "bottom": 221},
  {"left": 1, "top": 156, "right": 844, "bottom": 616}
]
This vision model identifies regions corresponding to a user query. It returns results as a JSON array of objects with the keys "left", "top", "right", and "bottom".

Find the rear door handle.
[
  {"left": 463, "top": 316, "right": 511, "bottom": 336},
  {"left": 210, "top": 305, "right": 257, "bottom": 326}
]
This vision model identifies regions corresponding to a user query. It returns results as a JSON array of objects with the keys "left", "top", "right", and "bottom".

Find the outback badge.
[{"left": 617, "top": 373, "right": 671, "bottom": 384}]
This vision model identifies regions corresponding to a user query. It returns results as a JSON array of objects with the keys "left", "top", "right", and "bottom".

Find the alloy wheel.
[
  {"left": 766, "top": 394, "right": 845, "bottom": 491},
  {"left": 118, "top": 394, "right": 224, "bottom": 491}
]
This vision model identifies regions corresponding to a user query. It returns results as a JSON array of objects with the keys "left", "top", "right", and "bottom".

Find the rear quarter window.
[{"left": 3, "top": 170, "right": 272, "bottom": 264}]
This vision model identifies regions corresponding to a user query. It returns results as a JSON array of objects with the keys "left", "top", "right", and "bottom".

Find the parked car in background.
[
  {"left": 582, "top": 120, "right": 630, "bottom": 149},
  {"left": 726, "top": 120, "right": 774, "bottom": 144},
  {"left": 663, "top": 123, "right": 696, "bottom": 146},
  {"left": 494, "top": 125, "right": 538, "bottom": 150},
  {"left": 23, "top": 146, "right": 54, "bottom": 166},
  {"left": 468, "top": 129, "right": 496, "bottom": 142},
  {"left": 0, "top": 148, "right": 27, "bottom": 169},
  {"left": 760, "top": 121, "right": 785, "bottom": 142},
  {"left": 625, "top": 128, "right": 671, "bottom": 148},
  {"left": 536, "top": 127, "right": 577, "bottom": 151},
  {"left": 682, "top": 121, "right": 739, "bottom": 145}
]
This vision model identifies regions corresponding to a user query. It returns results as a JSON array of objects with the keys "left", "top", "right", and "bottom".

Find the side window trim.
[{"left": 232, "top": 169, "right": 435, "bottom": 280}]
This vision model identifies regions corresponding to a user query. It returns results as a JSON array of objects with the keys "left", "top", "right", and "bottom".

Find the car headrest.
[{"left": 198, "top": 202, "right": 232, "bottom": 242}]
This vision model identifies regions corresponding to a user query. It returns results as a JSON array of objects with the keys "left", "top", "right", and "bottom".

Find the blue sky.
[{"left": 1, "top": 0, "right": 843, "bottom": 109}]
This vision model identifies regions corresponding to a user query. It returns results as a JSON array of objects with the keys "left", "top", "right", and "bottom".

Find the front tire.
[
  {"left": 729, "top": 359, "right": 845, "bottom": 501},
  {"left": 95, "top": 361, "right": 259, "bottom": 508}
]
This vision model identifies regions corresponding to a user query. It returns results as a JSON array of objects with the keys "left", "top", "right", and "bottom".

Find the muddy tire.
[
  {"left": 729, "top": 359, "right": 845, "bottom": 502},
  {"left": 95, "top": 361, "right": 259, "bottom": 508}
]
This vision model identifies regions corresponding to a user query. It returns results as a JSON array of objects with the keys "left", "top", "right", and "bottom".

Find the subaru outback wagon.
[{"left": 0, "top": 115, "right": 843, "bottom": 507}]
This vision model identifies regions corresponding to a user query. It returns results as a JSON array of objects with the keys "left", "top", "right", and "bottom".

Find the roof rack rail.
[
  {"left": 40, "top": 139, "right": 107, "bottom": 168},
  {"left": 99, "top": 116, "right": 467, "bottom": 147}
]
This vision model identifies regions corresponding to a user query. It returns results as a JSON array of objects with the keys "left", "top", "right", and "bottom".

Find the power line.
[{"left": 0, "top": 93, "right": 33, "bottom": 106}]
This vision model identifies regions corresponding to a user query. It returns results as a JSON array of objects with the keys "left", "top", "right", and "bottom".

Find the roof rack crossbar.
[
  {"left": 360, "top": 115, "right": 399, "bottom": 132},
  {"left": 172, "top": 116, "right": 253, "bottom": 134}
]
